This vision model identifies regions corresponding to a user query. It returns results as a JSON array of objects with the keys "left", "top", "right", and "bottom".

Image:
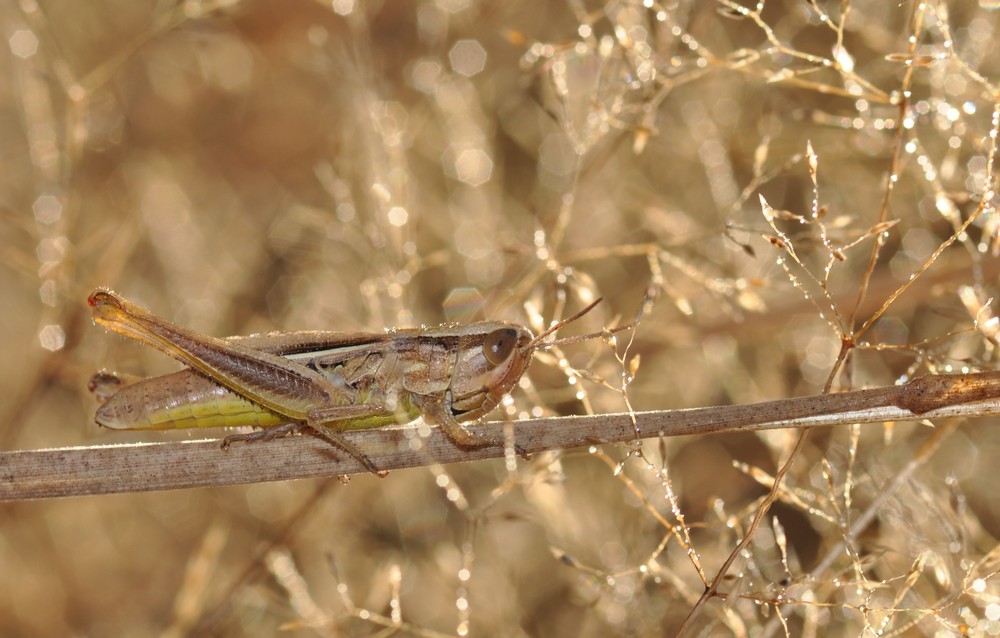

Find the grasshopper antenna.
[
  {"left": 540, "top": 323, "right": 634, "bottom": 348},
  {"left": 530, "top": 296, "right": 643, "bottom": 350},
  {"left": 522, "top": 297, "right": 607, "bottom": 352}
]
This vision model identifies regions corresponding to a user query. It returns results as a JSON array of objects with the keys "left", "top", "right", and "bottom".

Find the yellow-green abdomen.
[{"left": 96, "top": 370, "right": 286, "bottom": 430}]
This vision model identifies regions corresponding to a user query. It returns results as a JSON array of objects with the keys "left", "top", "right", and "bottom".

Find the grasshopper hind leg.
[{"left": 222, "top": 424, "right": 386, "bottom": 477}]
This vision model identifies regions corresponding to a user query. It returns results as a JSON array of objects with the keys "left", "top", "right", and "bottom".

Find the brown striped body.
[{"left": 88, "top": 290, "right": 534, "bottom": 438}]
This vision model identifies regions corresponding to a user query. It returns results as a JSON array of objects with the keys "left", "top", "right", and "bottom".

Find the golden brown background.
[{"left": 3, "top": 0, "right": 1000, "bottom": 635}]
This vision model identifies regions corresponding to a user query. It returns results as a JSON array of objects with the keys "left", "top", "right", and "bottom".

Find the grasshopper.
[{"left": 87, "top": 289, "right": 605, "bottom": 473}]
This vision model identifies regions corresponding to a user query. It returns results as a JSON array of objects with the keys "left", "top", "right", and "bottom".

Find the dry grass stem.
[{"left": 6, "top": 373, "right": 1000, "bottom": 500}]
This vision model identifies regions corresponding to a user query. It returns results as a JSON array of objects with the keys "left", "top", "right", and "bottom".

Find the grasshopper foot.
[
  {"left": 222, "top": 423, "right": 386, "bottom": 477},
  {"left": 221, "top": 422, "right": 303, "bottom": 448},
  {"left": 437, "top": 416, "right": 530, "bottom": 460},
  {"left": 300, "top": 424, "right": 387, "bottom": 477}
]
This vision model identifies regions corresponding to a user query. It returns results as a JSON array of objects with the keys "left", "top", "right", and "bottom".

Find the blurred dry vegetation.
[{"left": 2, "top": 0, "right": 1000, "bottom": 635}]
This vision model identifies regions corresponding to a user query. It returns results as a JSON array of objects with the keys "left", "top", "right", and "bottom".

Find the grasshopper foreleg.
[{"left": 423, "top": 392, "right": 530, "bottom": 460}]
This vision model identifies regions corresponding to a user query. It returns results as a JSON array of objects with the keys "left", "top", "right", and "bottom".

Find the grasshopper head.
[
  {"left": 448, "top": 324, "right": 535, "bottom": 421},
  {"left": 447, "top": 297, "right": 609, "bottom": 422}
]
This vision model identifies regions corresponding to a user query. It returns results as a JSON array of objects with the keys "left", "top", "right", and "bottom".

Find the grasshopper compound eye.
[{"left": 483, "top": 328, "right": 519, "bottom": 366}]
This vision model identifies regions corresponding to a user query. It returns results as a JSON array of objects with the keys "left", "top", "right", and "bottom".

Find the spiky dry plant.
[{"left": 2, "top": 1, "right": 1000, "bottom": 635}]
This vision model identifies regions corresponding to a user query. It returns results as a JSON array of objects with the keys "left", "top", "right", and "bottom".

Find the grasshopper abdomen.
[{"left": 93, "top": 370, "right": 285, "bottom": 431}]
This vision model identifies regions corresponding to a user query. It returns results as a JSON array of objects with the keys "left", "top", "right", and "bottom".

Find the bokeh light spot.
[
  {"left": 539, "top": 133, "right": 580, "bottom": 177},
  {"left": 443, "top": 288, "right": 484, "bottom": 322},
  {"left": 455, "top": 148, "right": 493, "bottom": 186},
  {"left": 387, "top": 206, "right": 409, "bottom": 227},
  {"left": 32, "top": 195, "right": 62, "bottom": 224},
  {"left": 9, "top": 29, "right": 38, "bottom": 58},
  {"left": 38, "top": 324, "right": 65, "bottom": 352},
  {"left": 411, "top": 59, "right": 442, "bottom": 94},
  {"left": 449, "top": 40, "right": 487, "bottom": 77},
  {"left": 332, "top": 0, "right": 354, "bottom": 15}
]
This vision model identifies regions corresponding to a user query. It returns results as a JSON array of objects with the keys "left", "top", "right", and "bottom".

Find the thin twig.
[
  {"left": 5, "top": 372, "right": 1000, "bottom": 500},
  {"left": 758, "top": 421, "right": 958, "bottom": 638}
]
